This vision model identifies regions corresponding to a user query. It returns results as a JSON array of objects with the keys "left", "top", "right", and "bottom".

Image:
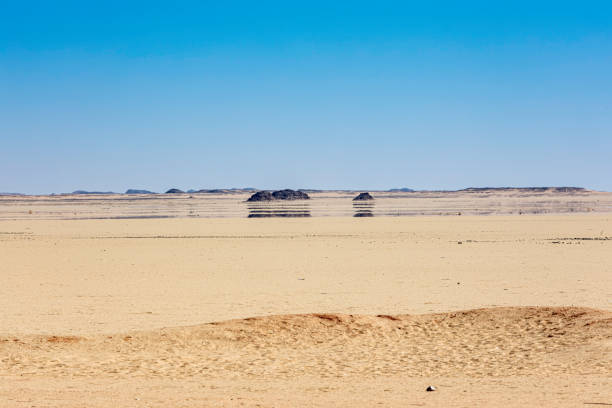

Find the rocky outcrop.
[
  {"left": 353, "top": 192, "right": 374, "bottom": 201},
  {"left": 247, "top": 189, "right": 310, "bottom": 202},
  {"left": 247, "top": 191, "right": 274, "bottom": 202},
  {"left": 165, "top": 188, "right": 184, "bottom": 194},
  {"left": 271, "top": 189, "right": 310, "bottom": 200}
]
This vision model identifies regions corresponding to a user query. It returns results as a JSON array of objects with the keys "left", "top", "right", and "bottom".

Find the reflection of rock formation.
[
  {"left": 353, "top": 201, "right": 375, "bottom": 217},
  {"left": 248, "top": 202, "right": 311, "bottom": 218}
]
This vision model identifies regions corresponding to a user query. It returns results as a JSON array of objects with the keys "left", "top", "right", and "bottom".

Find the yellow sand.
[{"left": 1, "top": 215, "right": 611, "bottom": 407}]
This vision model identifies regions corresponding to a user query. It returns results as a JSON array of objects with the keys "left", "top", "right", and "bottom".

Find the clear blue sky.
[{"left": 1, "top": 1, "right": 611, "bottom": 194}]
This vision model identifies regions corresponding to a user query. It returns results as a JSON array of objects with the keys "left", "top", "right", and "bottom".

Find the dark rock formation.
[
  {"left": 165, "top": 188, "right": 184, "bottom": 194},
  {"left": 353, "top": 192, "right": 374, "bottom": 201},
  {"left": 247, "top": 189, "right": 310, "bottom": 202},
  {"left": 125, "top": 189, "right": 156, "bottom": 194},
  {"left": 271, "top": 189, "right": 310, "bottom": 200},
  {"left": 246, "top": 191, "right": 275, "bottom": 202}
]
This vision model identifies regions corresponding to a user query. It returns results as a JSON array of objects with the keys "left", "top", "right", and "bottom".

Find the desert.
[
  {"left": 1, "top": 190, "right": 611, "bottom": 407},
  {"left": 5, "top": 3, "right": 612, "bottom": 405}
]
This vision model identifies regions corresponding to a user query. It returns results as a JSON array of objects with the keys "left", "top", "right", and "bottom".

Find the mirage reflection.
[{"left": 247, "top": 203, "right": 311, "bottom": 218}]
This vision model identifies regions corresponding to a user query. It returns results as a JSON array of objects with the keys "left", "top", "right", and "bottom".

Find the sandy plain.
[{"left": 1, "top": 191, "right": 611, "bottom": 407}]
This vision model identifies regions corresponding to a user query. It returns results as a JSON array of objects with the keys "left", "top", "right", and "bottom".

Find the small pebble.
[{"left": 426, "top": 385, "right": 437, "bottom": 392}]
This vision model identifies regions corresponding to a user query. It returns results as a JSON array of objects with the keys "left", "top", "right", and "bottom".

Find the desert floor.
[
  {"left": 1, "top": 214, "right": 611, "bottom": 407},
  {"left": 2, "top": 189, "right": 612, "bottom": 220}
]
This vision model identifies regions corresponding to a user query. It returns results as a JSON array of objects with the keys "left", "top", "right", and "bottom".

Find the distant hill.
[
  {"left": 460, "top": 187, "right": 586, "bottom": 193},
  {"left": 387, "top": 188, "right": 415, "bottom": 192},
  {"left": 72, "top": 190, "right": 115, "bottom": 195},
  {"left": 6, "top": 186, "right": 594, "bottom": 197},
  {"left": 189, "top": 188, "right": 258, "bottom": 194}
]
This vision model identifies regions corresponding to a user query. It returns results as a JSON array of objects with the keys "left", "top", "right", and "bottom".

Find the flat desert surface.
[
  {"left": 2, "top": 188, "right": 612, "bottom": 220},
  {"left": 1, "top": 196, "right": 611, "bottom": 406}
]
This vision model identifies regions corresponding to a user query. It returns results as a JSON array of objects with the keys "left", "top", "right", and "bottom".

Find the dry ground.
[{"left": 0, "top": 215, "right": 611, "bottom": 406}]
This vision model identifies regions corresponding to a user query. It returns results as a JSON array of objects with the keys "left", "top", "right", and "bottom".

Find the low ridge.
[{"left": 3, "top": 307, "right": 610, "bottom": 380}]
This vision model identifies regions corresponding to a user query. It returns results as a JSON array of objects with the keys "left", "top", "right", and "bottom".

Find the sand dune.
[
  {"left": 1, "top": 307, "right": 611, "bottom": 407},
  {"left": 3, "top": 306, "right": 611, "bottom": 379}
]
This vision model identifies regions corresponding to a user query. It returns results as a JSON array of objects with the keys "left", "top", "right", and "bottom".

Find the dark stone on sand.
[
  {"left": 247, "top": 189, "right": 310, "bottom": 202},
  {"left": 353, "top": 192, "right": 374, "bottom": 201},
  {"left": 426, "top": 385, "right": 437, "bottom": 392},
  {"left": 165, "top": 188, "right": 184, "bottom": 194}
]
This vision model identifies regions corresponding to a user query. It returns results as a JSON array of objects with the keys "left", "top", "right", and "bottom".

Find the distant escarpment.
[
  {"left": 72, "top": 190, "right": 115, "bottom": 195},
  {"left": 353, "top": 192, "right": 374, "bottom": 201},
  {"left": 165, "top": 188, "right": 185, "bottom": 194},
  {"left": 188, "top": 188, "right": 257, "bottom": 194},
  {"left": 247, "top": 189, "right": 310, "bottom": 202},
  {"left": 387, "top": 188, "right": 415, "bottom": 192},
  {"left": 460, "top": 187, "right": 587, "bottom": 193},
  {"left": 125, "top": 189, "right": 156, "bottom": 194}
]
